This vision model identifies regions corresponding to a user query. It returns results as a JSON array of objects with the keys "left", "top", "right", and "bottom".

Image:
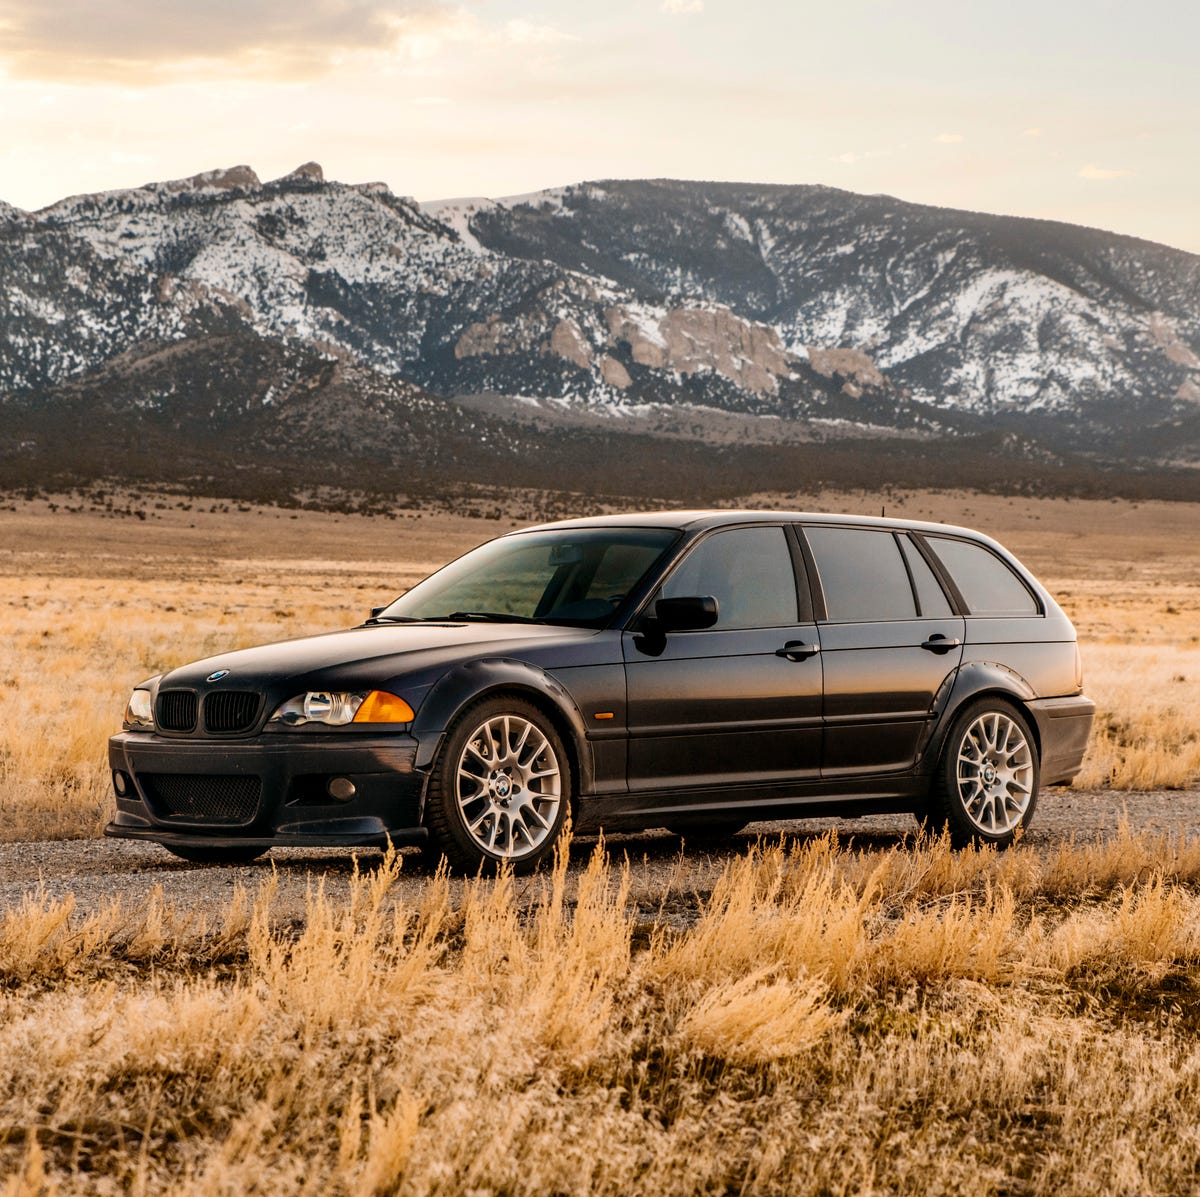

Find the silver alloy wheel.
[
  {"left": 454, "top": 714, "right": 562, "bottom": 860},
  {"left": 955, "top": 711, "right": 1035, "bottom": 835}
]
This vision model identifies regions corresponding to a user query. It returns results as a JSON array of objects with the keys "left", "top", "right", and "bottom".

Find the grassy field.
[
  {"left": 1, "top": 488, "right": 1197, "bottom": 840},
  {"left": 5, "top": 830, "right": 1200, "bottom": 1192},
  {"left": 2, "top": 489, "right": 1200, "bottom": 1193}
]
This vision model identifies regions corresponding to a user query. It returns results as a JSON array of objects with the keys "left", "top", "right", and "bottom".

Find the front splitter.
[{"left": 103, "top": 822, "right": 429, "bottom": 850}]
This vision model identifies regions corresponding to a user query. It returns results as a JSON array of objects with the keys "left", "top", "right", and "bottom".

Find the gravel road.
[{"left": 3, "top": 789, "right": 1198, "bottom": 926}]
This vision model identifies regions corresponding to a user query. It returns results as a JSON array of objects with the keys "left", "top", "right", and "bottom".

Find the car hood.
[{"left": 157, "top": 621, "right": 604, "bottom": 692}]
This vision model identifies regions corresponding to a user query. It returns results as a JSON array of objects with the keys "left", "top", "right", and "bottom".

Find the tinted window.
[
  {"left": 661, "top": 526, "right": 797, "bottom": 629},
  {"left": 899, "top": 535, "right": 954, "bottom": 617},
  {"left": 925, "top": 537, "right": 1039, "bottom": 616},
  {"left": 806, "top": 527, "right": 916, "bottom": 622},
  {"left": 383, "top": 528, "right": 677, "bottom": 626}
]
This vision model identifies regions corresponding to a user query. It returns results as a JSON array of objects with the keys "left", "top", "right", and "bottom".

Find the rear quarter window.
[{"left": 925, "top": 537, "right": 1040, "bottom": 616}]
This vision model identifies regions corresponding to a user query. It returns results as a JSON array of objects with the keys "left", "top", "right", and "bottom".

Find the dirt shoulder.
[{"left": 1, "top": 788, "right": 1193, "bottom": 925}]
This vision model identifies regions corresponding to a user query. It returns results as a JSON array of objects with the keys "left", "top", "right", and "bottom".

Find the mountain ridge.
[{"left": 2, "top": 163, "right": 1198, "bottom": 502}]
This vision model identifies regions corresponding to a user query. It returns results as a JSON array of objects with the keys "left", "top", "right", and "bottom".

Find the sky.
[{"left": 0, "top": 0, "right": 1196, "bottom": 253}]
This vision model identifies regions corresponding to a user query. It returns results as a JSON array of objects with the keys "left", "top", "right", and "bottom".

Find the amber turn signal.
[{"left": 353, "top": 691, "right": 416, "bottom": 723}]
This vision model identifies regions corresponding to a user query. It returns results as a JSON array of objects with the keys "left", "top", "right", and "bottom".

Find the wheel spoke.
[
  {"left": 521, "top": 801, "right": 551, "bottom": 831},
  {"left": 458, "top": 768, "right": 487, "bottom": 797},
  {"left": 513, "top": 720, "right": 532, "bottom": 759}
]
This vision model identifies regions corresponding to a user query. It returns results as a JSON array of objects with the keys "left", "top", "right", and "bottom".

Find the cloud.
[
  {"left": 0, "top": 0, "right": 462, "bottom": 81},
  {"left": 502, "top": 19, "right": 577, "bottom": 46},
  {"left": 934, "top": 133, "right": 964, "bottom": 144},
  {"left": 1078, "top": 163, "right": 1134, "bottom": 180},
  {"left": 661, "top": 0, "right": 704, "bottom": 13}
]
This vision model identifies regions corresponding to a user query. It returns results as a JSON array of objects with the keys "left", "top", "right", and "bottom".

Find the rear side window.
[
  {"left": 898, "top": 536, "right": 954, "bottom": 617},
  {"left": 925, "top": 537, "right": 1039, "bottom": 616},
  {"left": 805, "top": 527, "right": 917, "bottom": 622},
  {"left": 661, "top": 526, "right": 798, "bottom": 629}
]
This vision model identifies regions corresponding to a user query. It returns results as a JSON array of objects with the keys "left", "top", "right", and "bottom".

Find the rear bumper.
[
  {"left": 1027, "top": 695, "right": 1096, "bottom": 785},
  {"left": 106, "top": 730, "right": 427, "bottom": 849}
]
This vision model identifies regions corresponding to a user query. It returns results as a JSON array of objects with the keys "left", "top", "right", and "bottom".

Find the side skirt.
[{"left": 578, "top": 774, "right": 928, "bottom": 833}]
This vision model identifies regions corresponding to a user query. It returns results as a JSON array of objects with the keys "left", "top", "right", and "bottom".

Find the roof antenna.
[{"left": 881, "top": 505, "right": 885, "bottom": 518}]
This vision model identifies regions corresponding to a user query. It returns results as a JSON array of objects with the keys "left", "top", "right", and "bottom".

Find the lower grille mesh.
[{"left": 140, "top": 774, "right": 261, "bottom": 824}]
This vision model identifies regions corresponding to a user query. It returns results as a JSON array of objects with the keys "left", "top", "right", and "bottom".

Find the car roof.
[{"left": 515, "top": 509, "right": 988, "bottom": 541}]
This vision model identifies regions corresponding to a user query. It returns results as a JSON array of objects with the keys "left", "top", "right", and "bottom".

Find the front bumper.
[
  {"left": 1027, "top": 695, "right": 1096, "bottom": 785},
  {"left": 106, "top": 730, "right": 428, "bottom": 849}
]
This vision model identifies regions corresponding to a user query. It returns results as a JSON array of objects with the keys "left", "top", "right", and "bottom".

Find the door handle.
[
  {"left": 921, "top": 634, "right": 962, "bottom": 654},
  {"left": 776, "top": 641, "right": 821, "bottom": 662}
]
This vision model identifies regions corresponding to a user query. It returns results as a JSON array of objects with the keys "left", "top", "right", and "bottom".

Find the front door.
[{"left": 624, "top": 525, "right": 823, "bottom": 793}]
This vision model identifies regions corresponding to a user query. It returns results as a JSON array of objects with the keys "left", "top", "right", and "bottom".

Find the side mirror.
[
  {"left": 654, "top": 595, "right": 719, "bottom": 632},
  {"left": 370, "top": 605, "right": 387, "bottom": 618}
]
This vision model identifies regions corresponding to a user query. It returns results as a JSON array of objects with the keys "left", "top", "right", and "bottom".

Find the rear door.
[
  {"left": 799, "top": 524, "right": 965, "bottom": 776},
  {"left": 623, "top": 524, "right": 824, "bottom": 792}
]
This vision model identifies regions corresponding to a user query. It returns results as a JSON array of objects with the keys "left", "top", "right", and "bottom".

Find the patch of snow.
[{"left": 419, "top": 196, "right": 498, "bottom": 252}]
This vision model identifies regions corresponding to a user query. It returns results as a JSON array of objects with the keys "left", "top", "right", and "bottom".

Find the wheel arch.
[
  {"left": 411, "top": 659, "right": 593, "bottom": 810},
  {"left": 921, "top": 663, "right": 1043, "bottom": 775}
]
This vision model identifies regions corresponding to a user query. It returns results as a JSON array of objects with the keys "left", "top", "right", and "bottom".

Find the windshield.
[{"left": 377, "top": 527, "right": 679, "bottom": 627}]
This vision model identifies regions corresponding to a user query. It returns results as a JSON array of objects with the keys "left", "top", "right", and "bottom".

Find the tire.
[
  {"left": 424, "top": 695, "right": 572, "bottom": 874},
  {"left": 164, "top": 843, "right": 268, "bottom": 865},
  {"left": 666, "top": 817, "right": 748, "bottom": 841},
  {"left": 920, "top": 698, "right": 1040, "bottom": 848}
]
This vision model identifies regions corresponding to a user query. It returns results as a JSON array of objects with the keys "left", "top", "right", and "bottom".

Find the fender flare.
[
  {"left": 916, "top": 660, "right": 1039, "bottom": 775},
  {"left": 409, "top": 657, "right": 595, "bottom": 799}
]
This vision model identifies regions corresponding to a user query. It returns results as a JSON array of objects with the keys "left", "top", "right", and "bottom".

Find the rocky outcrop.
[
  {"left": 598, "top": 354, "right": 632, "bottom": 389},
  {"left": 605, "top": 305, "right": 791, "bottom": 394},
  {"left": 1150, "top": 313, "right": 1200, "bottom": 369},
  {"left": 806, "top": 346, "right": 886, "bottom": 399},
  {"left": 454, "top": 315, "right": 543, "bottom": 360},
  {"left": 548, "top": 318, "right": 594, "bottom": 369},
  {"left": 278, "top": 162, "right": 325, "bottom": 184},
  {"left": 164, "top": 165, "right": 261, "bottom": 193}
]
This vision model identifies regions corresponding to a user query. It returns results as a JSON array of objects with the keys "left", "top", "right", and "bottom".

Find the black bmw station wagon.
[{"left": 107, "top": 512, "right": 1095, "bottom": 871}]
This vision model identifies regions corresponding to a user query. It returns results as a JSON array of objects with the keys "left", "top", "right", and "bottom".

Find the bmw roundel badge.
[{"left": 206, "top": 670, "right": 230, "bottom": 683}]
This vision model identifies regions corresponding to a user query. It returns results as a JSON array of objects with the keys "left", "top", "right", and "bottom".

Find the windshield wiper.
[
  {"left": 440, "top": 611, "right": 543, "bottom": 624},
  {"left": 365, "top": 615, "right": 425, "bottom": 624}
]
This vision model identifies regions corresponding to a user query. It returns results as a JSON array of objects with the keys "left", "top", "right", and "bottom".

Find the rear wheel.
[
  {"left": 164, "top": 843, "right": 268, "bottom": 865},
  {"left": 424, "top": 696, "right": 571, "bottom": 874},
  {"left": 921, "top": 699, "right": 1039, "bottom": 847}
]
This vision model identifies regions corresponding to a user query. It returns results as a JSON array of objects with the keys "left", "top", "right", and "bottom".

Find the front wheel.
[
  {"left": 424, "top": 696, "right": 571, "bottom": 874},
  {"left": 921, "top": 699, "right": 1039, "bottom": 848}
]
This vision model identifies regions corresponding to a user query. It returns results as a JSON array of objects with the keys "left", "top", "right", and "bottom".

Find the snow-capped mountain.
[{"left": 2, "top": 163, "right": 1199, "bottom": 491}]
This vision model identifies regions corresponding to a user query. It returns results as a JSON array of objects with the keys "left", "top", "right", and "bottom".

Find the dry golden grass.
[
  {"left": 0, "top": 491, "right": 1197, "bottom": 840},
  {"left": 5, "top": 833, "right": 1200, "bottom": 1193}
]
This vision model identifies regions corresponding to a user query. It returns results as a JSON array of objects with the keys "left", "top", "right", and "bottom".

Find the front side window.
[
  {"left": 381, "top": 527, "right": 678, "bottom": 626},
  {"left": 806, "top": 526, "right": 917, "bottom": 622},
  {"left": 660, "top": 526, "right": 798, "bottom": 629},
  {"left": 924, "top": 537, "right": 1039, "bottom": 616}
]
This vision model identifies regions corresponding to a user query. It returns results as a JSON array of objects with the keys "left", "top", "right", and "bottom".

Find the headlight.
[
  {"left": 267, "top": 690, "right": 415, "bottom": 727},
  {"left": 125, "top": 689, "right": 154, "bottom": 729}
]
